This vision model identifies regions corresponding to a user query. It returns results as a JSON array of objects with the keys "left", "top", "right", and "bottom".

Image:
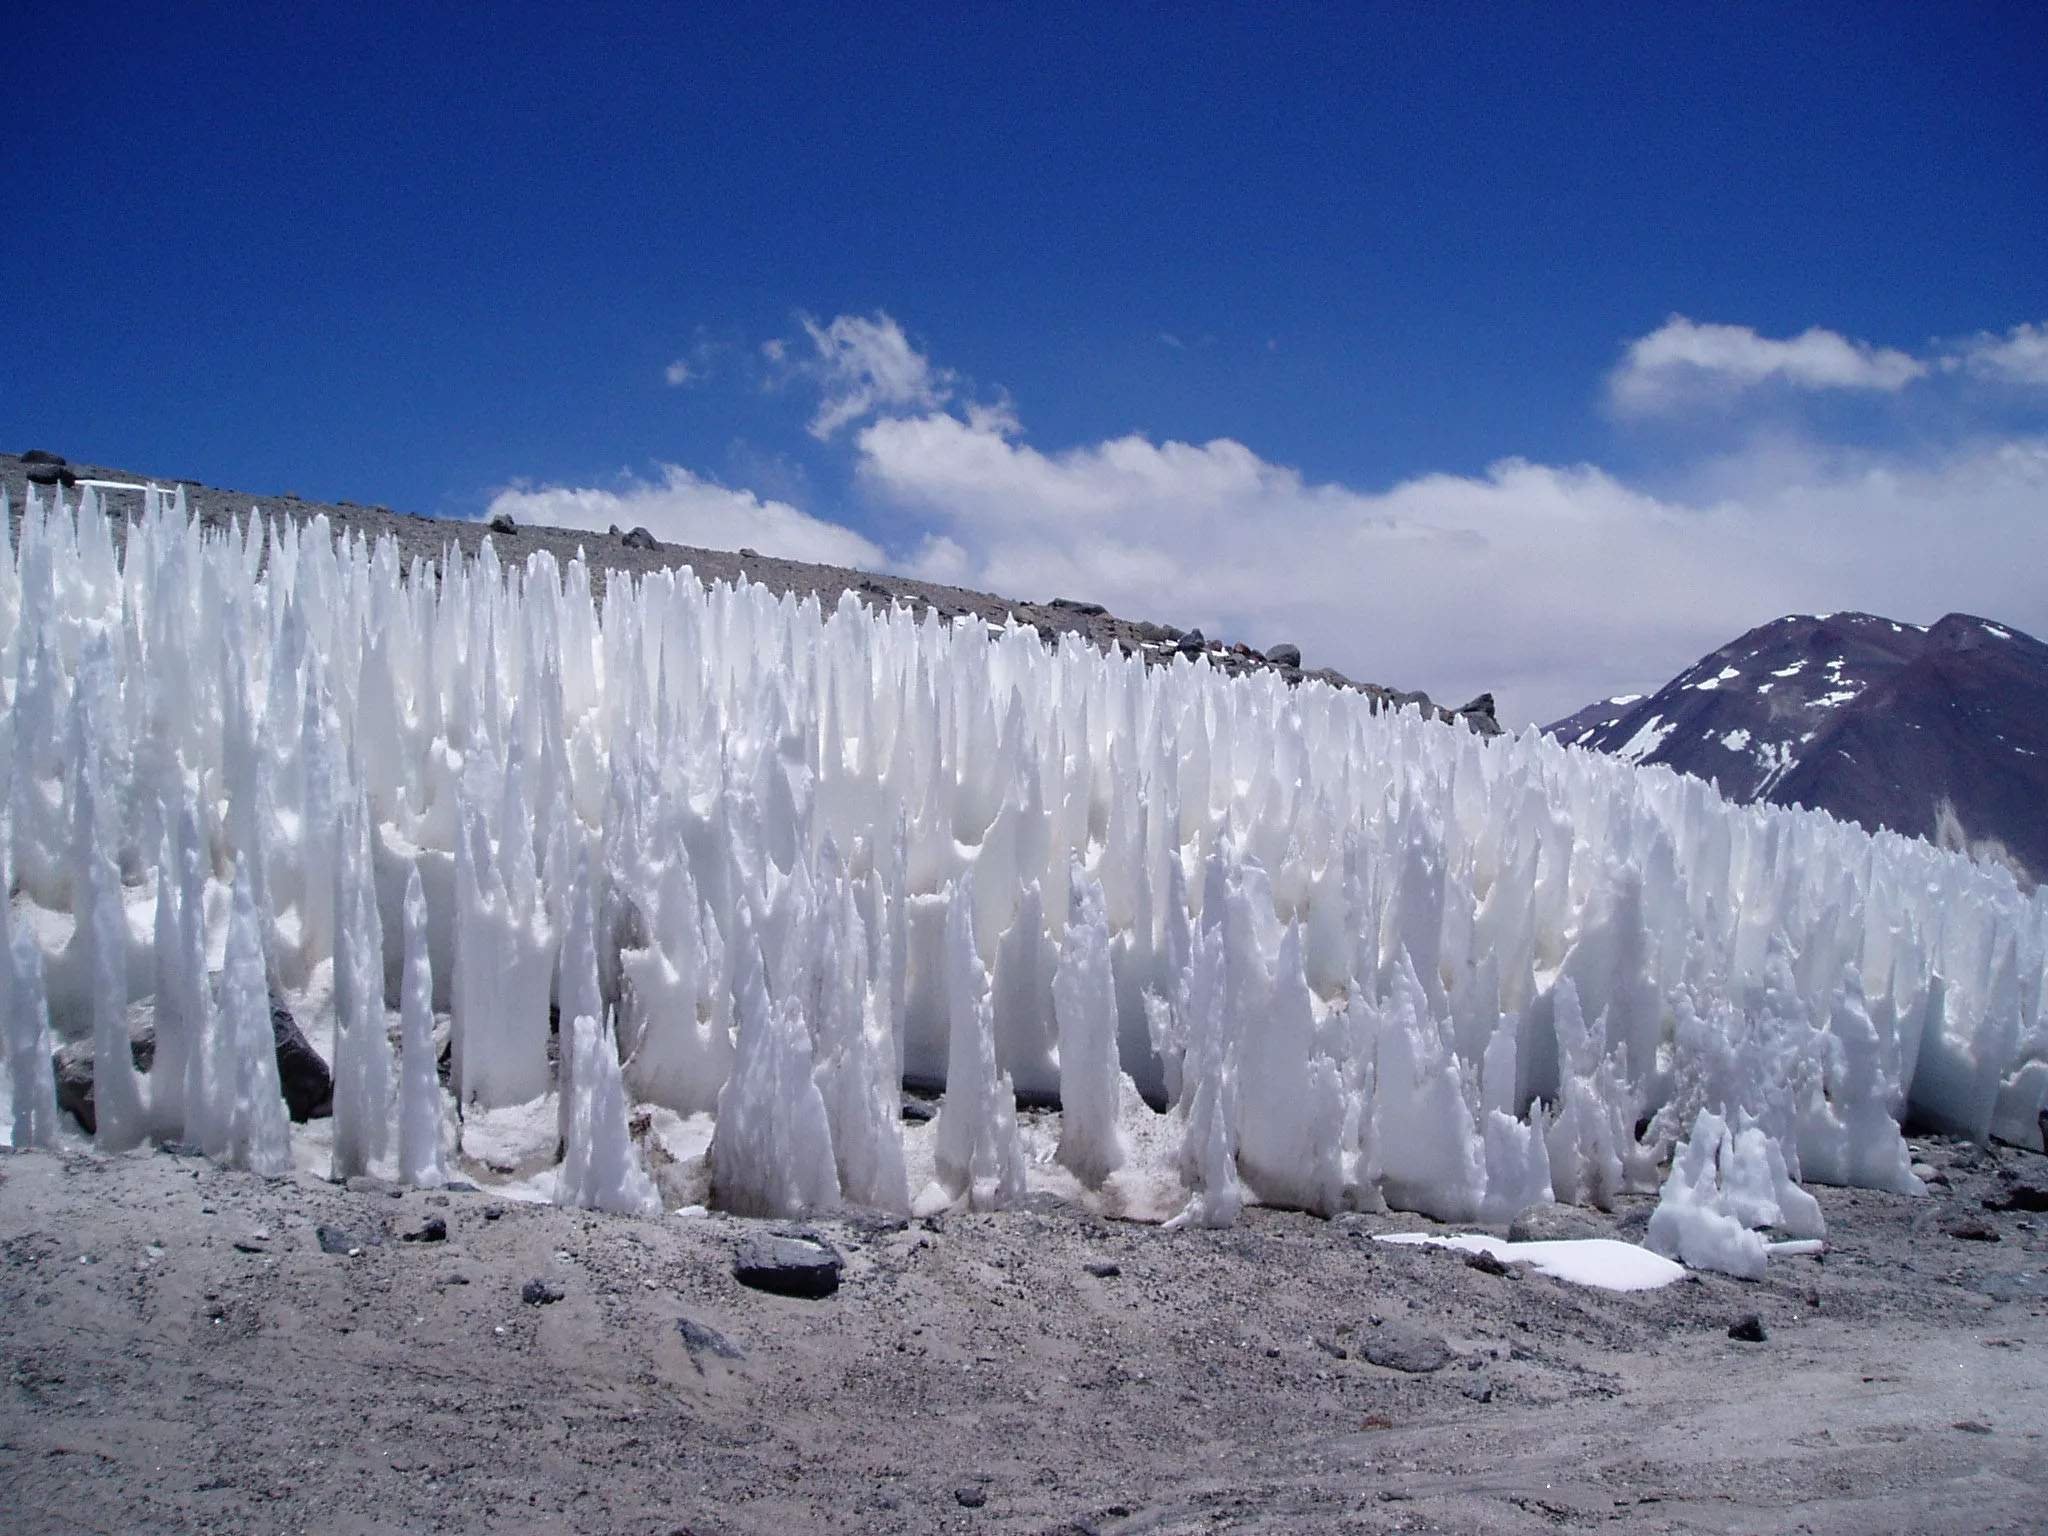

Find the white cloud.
[
  {"left": 1948, "top": 321, "right": 2048, "bottom": 386},
  {"left": 663, "top": 359, "right": 695, "bottom": 387},
  {"left": 484, "top": 465, "right": 885, "bottom": 569},
  {"left": 784, "top": 311, "right": 953, "bottom": 440},
  {"left": 1610, "top": 315, "right": 1927, "bottom": 414},
  {"left": 853, "top": 408, "right": 2048, "bottom": 726}
]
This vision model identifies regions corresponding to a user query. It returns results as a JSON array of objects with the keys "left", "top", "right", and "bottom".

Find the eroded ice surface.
[{"left": 1, "top": 484, "right": 2044, "bottom": 1256}]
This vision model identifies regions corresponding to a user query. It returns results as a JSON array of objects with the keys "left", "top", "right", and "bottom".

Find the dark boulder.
[
  {"left": 1266, "top": 643, "right": 1302, "bottom": 669},
  {"left": 733, "top": 1233, "right": 844, "bottom": 1299},
  {"left": 20, "top": 449, "right": 66, "bottom": 465},
  {"left": 270, "top": 998, "right": 333, "bottom": 1121},
  {"left": 25, "top": 463, "right": 76, "bottom": 487},
  {"left": 1360, "top": 1319, "right": 1452, "bottom": 1373},
  {"left": 487, "top": 513, "right": 518, "bottom": 535},
  {"left": 1048, "top": 597, "right": 1108, "bottom": 617},
  {"left": 621, "top": 526, "right": 660, "bottom": 551},
  {"left": 1175, "top": 629, "right": 1206, "bottom": 656}
]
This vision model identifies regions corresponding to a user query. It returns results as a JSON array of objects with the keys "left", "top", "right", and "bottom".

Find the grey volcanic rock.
[
  {"left": 1266, "top": 642, "right": 1302, "bottom": 668},
  {"left": 733, "top": 1233, "right": 843, "bottom": 1298},
  {"left": 1361, "top": 1319, "right": 1452, "bottom": 1373},
  {"left": 1549, "top": 611, "right": 2048, "bottom": 886}
]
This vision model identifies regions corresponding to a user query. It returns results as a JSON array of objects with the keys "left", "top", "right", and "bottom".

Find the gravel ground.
[{"left": 2, "top": 1133, "right": 2044, "bottom": 1535}]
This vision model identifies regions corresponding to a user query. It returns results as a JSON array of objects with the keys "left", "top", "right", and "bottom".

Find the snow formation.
[{"left": 1, "top": 485, "right": 2044, "bottom": 1259}]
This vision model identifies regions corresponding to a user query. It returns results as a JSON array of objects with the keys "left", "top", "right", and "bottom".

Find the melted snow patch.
[
  {"left": 1376, "top": 1232, "right": 1685, "bottom": 1292},
  {"left": 1614, "top": 714, "right": 1675, "bottom": 764},
  {"left": 1754, "top": 739, "right": 1798, "bottom": 795}
]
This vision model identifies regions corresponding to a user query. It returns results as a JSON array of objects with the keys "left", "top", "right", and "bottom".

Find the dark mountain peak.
[{"left": 1549, "top": 608, "right": 2047, "bottom": 887}]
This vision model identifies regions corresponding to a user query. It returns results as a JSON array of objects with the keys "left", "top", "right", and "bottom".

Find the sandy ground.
[{"left": 3, "top": 1131, "right": 2044, "bottom": 1536}]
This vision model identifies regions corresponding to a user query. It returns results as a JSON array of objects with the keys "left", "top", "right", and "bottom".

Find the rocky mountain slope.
[
  {"left": 2, "top": 450, "right": 1499, "bottom": 735},
  {"left": 1550, "top": 610, "right": 2048, "bottom": 884}
]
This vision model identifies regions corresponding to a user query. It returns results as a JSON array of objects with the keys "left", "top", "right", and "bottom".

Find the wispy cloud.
[
  {"left": 1610, "top": 315, "right": 1927, "bottom": 414},
  {"left": 1947, "top": 320, "right": 2048, "bottom": 386},
  {"left": 774, "top": 310, "right": 954, "bottom": 439}
]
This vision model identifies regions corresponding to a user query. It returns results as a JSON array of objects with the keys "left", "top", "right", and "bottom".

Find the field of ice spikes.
[{"left": 3, "top": 485, "right": 2045, "bottom": 1276}]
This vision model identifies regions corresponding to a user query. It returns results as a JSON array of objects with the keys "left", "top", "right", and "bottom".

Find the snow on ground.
[
  {"left": 3, "top": 482, "right": 2046, "bottom": 1260},
  {"left": 1375, "top": 1230, "right": 1687, "bottom": 1291}
]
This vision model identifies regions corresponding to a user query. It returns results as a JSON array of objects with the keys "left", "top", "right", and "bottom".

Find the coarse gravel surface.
[{"left": 2, "top": 1134, "right": 2044, "bottom": 1534}]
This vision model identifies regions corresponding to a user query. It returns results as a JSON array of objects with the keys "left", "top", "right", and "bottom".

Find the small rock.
[
  {"left": 733, "top": 1233, "right": 844, "bottom": 1299},
  {"left": 1464, "top": 1248, "right": 1513, "bottom": 1277},
  {"left": 1947, "top": 1220, "right": 2001, "bottom": 1243},
  {"left": 1953, "top": 1419, "right": 1993, "bottom": 1435},
  {"left": 1459, "top": 1374, "right": 1494, "bottom": 1403},
  {"left": 1984, "top": 1179, "right": 2048, "bottom": 1213},
  {"left": 1084, "top": 1260, "right": 1121, "bottom": 1279},
  {"left": 1175, "top": 628, "right": 1206, "bottom": 656},
  {"left": 483, "top": 1205, "right": 505, "bottom": 1221},
  {"left": 954, "top": 1486, "right": 988, "bottom": 1509},
  {"left": 1266, "top": 642, "right": 1302, "bottom": 668},
  {"left": 402, "top": 1218, "right": 448, "bottom": 1243},
  {"left": 1048, "top": 597, "right": 1107, "bottom": 617},
  {"left": 487, "top": 513, "right": 518, "bottom": 535},
  {"left": 521, "top": 1279, "right": 564, "bottom": 1306},
  {"left": 737, "top": 546, "right": 759, "bottom": 559},
  {"left": 1314, "top": 1336, "right": 1349, "bottom": 1360},
  {"left": 232, "top": 1239, "right": 267, "bottom": 1255},
  {"left": 621, "top": 526, "right": 659, "bottom": 551},
  {"left": 1727, "top": 1314, "right": 1768, "bottom": 1343},
  {"left": 900, "top": 1095, "right": 937, "bottom": 1124},
  {"left": 316, "top": 1226, "right": 363, "bottom": 1257},
  {"left": 1361, "top": 1320, "right": 1451, "bottom": 1373},
  {"left": 677, "top": 1317, "right": 745, "bottom": 1365}
]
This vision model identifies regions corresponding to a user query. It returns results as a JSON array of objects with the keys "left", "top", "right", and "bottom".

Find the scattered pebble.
[
  {"left": 954, "top": 1486, "right": 987, "bottom": 1509},
  {"left": 1084, "top": 1261, "right": 1121, "bottom": 1279},
  {"left": 521, "top": 1279, "right": 564, "bottom": 1306},
  {"left": 1728, "top": 1314, "right": 1768, "bottom": 1343}
]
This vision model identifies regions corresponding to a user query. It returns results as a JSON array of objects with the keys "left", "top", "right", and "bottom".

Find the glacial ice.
[{"left": 1, "top": 481, "right": 2045, "bottom": 1264}]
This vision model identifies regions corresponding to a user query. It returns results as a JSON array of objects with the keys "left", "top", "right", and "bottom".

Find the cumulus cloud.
[
  {"left": 853, "top": 408, "right": 2048, "bottom": 726},
  {"left": 780, "top": 311, "right": 953, "bottom": 440},
  {"left": 1610, "top": 315, "right": 1928, "bottom": 414},
  {"left": 484, "top": 465, "right": 885, "bottom": 569},
  {"left": 1948, "top": 320, "right": 2048, "bottom": 386},
  {"left": 663, "top": 359, "right": 696, "bottom": 387}
]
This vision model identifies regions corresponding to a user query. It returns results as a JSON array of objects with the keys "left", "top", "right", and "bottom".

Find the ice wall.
[{"left": 3, "top": 484, "right": 2044, "bottom": 1237}]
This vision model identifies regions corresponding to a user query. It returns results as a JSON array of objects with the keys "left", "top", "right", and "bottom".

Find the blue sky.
[{"left": 7, "top": 3, "right": 2046, "bottom": 722}]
